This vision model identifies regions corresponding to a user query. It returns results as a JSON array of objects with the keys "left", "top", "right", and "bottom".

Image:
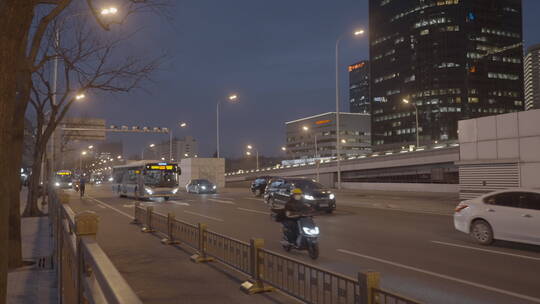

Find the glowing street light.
[
  {"left": 117, "top": 155, "right": 122, "bottom": 159},
  {"left": 302, "top": 126, "right": 309, "bottom": 131},
  {"left": 354, "top": 29, "right": 365, "bottom": 36},
  {"left": 179, "top": 122, "right": 187, "bottom": 128},
  {"left": 81, "top": 151, "right": 87, "bottom": 156},
  {"left": 246, "top": 145, "right": 259, "bottom": 170},
  {"left": 88, "top": 145, "right": 94, "bottom": 149},
  {"left": 75, "top": 93, "right": 85, "bottom": 100},
  {"left": 281, "top": 146, "right": 287, "bottom": 152},
  {"left": 149, "top": 144, "right": 155, "bottom": 148},
  {"left": 100, "top": 7, "right": 118, "bottom": 16}
]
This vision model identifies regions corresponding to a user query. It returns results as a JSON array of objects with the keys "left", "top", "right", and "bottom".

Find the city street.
[{"left": 67, "top": 184, "right": 540, "bottom": 304}]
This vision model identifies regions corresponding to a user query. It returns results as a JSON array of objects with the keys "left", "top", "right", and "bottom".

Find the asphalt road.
[{"left": 75, "top": 184, "right": 540, "bottom": 304}]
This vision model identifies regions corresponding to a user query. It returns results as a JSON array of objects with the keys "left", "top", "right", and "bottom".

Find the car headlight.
[
  {"left": 108, "top": 177, "right": 114, "bottom": 182},
  {"left": 304, "top": 194, "right": 315, "bottom": 200},
  {"left": 145, "top": 187, "right": 153, "bottom": 195},
  {"left": 329, "top": 193, "right": 335, "bottom": 200},
  {"left": 212, "top": 185, "right": 217, "bottom": 189},
  {"left": 302, "top": 227, "right": 319, "bottom": 236},
  {"left": 68, "top": 182, "right": 72, "bottom": 186},
  {"left": 201, "top": 186, "right": 206, "bottom": 190},
  {"left": 172, "top": 187, "right": 179, "bottom": 194},
  {"left": 55, "top": 182, "right": 60, "bottom": 187}
]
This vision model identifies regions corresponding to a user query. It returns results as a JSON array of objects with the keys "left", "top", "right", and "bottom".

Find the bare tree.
[{"left": 0, "top": 1, "right": 168, "bottom": 301}]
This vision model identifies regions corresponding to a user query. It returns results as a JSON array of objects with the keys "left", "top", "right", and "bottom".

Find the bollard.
[
  {"left": 161, "top": 213, "right": 180, "bottom": 245},
  {"left": 358, "top": 271, "right": 380, "bottom": 304},
  {"left": 131, "top": 202, "right": 141, "bottom": 224},
  {"left": 74, "top": 211, "right": 99, "bottom": 304},
  {"left": 142, "top": 206, "right": 155, "bottom": 233},
  {"left": 241, "top": 238, "right": 274, "bottom": 294},
  {"left": 190, "top": 223, "right": 214, "bottom": 263}
]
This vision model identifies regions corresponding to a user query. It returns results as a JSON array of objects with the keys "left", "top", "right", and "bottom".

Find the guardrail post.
[
  {"left": 358, "top": 271, "right": 380, "bottom": 304},
  {"left": 190, "top": 223, "right": 214, "bottom": 263},
  {"left": 241, "top": 238, "right": 274, "bottom": 294},
  {"left": 74, "top": 211, "right": 99, "bottom": 304},
  {"left": 161, "top": 213, "right": 180, "bottom": 245},
  {"left": 131, "top": 202, "right": 141, "bottom": 224},
  {"left": 142, "top": 206, "right": 155, "bottom": 232}
]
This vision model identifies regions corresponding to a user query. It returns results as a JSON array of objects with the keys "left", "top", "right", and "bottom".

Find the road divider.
[{"left": 132, "top": 203, "right": 421, "bottom": 304}]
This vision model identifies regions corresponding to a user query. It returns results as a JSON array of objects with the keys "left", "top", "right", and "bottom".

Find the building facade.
[
  {"left": 369, "top": 0, "right": 524, "bottom": 151},
  {"left": 285, "top": 112, "right": 371, "bottom": 160},
  {"left": 525, "top": 43, "right": 540, "bottom": 110},
  {"left": 349, "top": 61, "right": 371, "bottom": 114},
  {"left": 145, "top": 136, "right": 198, "bottom": 161}
]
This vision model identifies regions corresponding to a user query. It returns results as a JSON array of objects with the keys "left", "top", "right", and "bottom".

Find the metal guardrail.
[
  {"left": 133, "top": 203, "right": 421, "bottom": 304},
  {"left": 49, "top": 190, "right": 142, "bottom": 304}
]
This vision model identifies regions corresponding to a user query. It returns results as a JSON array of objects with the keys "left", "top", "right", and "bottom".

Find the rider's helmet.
[{"left": 291, "top": 188, "right": 303, "bottom": 201}]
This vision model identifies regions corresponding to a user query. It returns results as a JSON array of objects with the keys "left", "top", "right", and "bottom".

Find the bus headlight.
[
  {"left": 145, "top": 187, "right": 153, "bottom": 195},
  {"left": 172, "top": 187, "right": 179, "bottom": 194},
  {"left": 68, "top": 182, "right": 73, "bottom": 186},
  {"left": 213, "top": 185, "right": 217, "bottom": 189},
  {"left": 55, "top": 182, "right": 60, "bottom": 187},
  {"left": 201, "top": 186, "right": 207, "bottom": 190},
  {"left": 108, "top": 177, "right": 113, "bottom": 182},
  {"left": 329, "top": 193, "right": 335, "bottom": 200}
]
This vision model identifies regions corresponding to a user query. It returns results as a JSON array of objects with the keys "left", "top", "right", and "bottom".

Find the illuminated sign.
[
  {"left": 158, "top": 162, "right": 168, "bottom": 166},
  {"left": 56, "top": 172, "right": 71, "bottom": 175},
  {"left": 315, "top": 119, "right": 331, "bottom": 125},
  {"left": 348, "top": 62, "right": 366, "bottom": 72},
  {"left": 148, "top": 164, "right": 177, "bottom": 171}
]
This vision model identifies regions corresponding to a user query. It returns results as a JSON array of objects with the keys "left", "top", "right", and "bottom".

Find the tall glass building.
[
  {"left": 524, "top": 43, "right": 540, "bottom": 110},
  {"left": 369, "top": 0, "right": 524, "bottom": 150},
  {"left": 349, "top": 61, "right": 371, "bottom": 114}
]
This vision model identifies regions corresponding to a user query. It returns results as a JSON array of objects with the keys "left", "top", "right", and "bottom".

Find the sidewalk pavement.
[{"left": 7, "top": 189, "right": 57, "bottom": 304}]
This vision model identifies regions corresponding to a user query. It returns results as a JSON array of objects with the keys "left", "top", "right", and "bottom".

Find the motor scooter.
[{"left": 280, "top": 216, "right": 320, "bottom": 259}]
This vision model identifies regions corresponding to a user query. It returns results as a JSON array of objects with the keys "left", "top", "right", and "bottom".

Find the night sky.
[{"left": 68, "top": 0, "right": 540, "bottom": 159}]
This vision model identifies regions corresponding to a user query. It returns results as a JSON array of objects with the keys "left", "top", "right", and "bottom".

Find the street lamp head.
[
  {"left": 179, "top": 122, "right": 187, "bottom": 128},
  {"left": 341, "top": 139, "right": 346, "bottom": 144},
  {"left": 402, "top": 99, "right": 409, "bottom": 104},
  {"left": 302, "top": 126, "right": 309, "bottom": 131},
  {"left": 246, "top": 151, "right": 251, "bottom": 156},
  {"left": 149, "top": 144, "right": 155, "bottom": 148},
  {"left": 117, "top": 155, "right": 122, "bottom": 159},
  {"left": 75, "top": 93, "right": 85, "bottom": 100},
  {"left": 88, "top": 145, "right": 94, "bottom": 149},
  {"left": 100, "top": 7, "right": 118, "bottom": 16},
  {"left": 281, "top": 146, "right": 287, "bottom": 151},
  {"left": 81, "top": 151, "right": 87, "bottom": 155},
  {"left": 247, "top": 145, "right": 253, "bottom": 150},
  {"left": 228, "top": 94, "right": 239, "bottom": 102},
  {"left": 354, "top": 29, "right": 365, "bottom": 36}
]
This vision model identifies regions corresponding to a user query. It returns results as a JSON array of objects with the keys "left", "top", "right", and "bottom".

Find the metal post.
[
  {"left": 414, "top": 105, "right": 420, "bottom": 148},
  {"left": 315, "top": 134, "right": 320, "bottom": 182},
  {"left": 51, "top": 29, "right": 59, "bottom": 173},
  {"left": 161, "top": 213, "right": 180, "bottom": 245},
  {"left": 358, "top": 271, "right": 380, "bottom": 304},
  {"left": 241, "top": 238, "right": 274, "bottom": 294},
  {"left": 74, "top": 211, "right": 99, "bottom": 304},
  {"left": 216, "top": 101, "right": 220, "bottom": 158},
  {"left": 190, "top": 223, "right": 214, "bottom": 263},
  {"left": 256, "top": 149, "right": 259, "bottom": 170},
  {"left": 169, "top": 130, "right": 173, "bottom": 161},
  {"left": 335, "top": 37, "right": 342, "bottom": 190}
]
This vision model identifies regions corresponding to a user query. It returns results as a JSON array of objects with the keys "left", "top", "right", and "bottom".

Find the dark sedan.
[
  {"left": 264, "top": 178, "right": 336, "bottom": 213},
  {"left": 186, "top": 179, "right": 217, "bottom": 194}
]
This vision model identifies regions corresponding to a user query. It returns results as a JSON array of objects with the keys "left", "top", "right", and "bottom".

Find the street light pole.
[
  {"left": 335, "top": 29, "right": 364, "bottom": 190},
  {"left": 216, "top": 94, "right": 238, "bottom": 159},
  {"left": 247, "top": 145, "right": 259, "bottom": 170}
]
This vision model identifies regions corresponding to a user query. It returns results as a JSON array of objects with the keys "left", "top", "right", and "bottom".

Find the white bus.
[
  {"left": 112, "top": 161, "right": 181, "bottom": 200},
  {"left": 54, "top": 170, "right": 74, "bottom": 189}
]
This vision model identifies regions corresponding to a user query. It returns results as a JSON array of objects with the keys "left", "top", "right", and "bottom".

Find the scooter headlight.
[
  {"left": 145, "top": 187, "right": 153, "bottom": 195},
  {"left": 302, "top": 227, "right": 319, "bottom": 236},
  {"left": 329, "top": 193, "right": 335, "bottom": 200},
  {"left": 304, "top": 194, "right": 315, "bottom": 200}
]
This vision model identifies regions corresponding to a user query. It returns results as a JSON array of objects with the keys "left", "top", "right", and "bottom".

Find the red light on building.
[{"left": 348, "top": 62, "right": 366, "bottom": 72}]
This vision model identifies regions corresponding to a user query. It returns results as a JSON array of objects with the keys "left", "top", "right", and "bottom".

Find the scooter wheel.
[{"left": 308, "top": 243, "right": 319, "bottom": 259}]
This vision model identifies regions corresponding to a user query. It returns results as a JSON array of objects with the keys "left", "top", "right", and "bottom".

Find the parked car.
[
  {"left": 264, "top": 177, "right": 336, "bottom": 213},
  {"left": 454, "top": 188, "right": 540, "bottom": 245},
  {"left": 186, "top": 179, "right": 217, "bottom": 194},
  {"left": 250, "top": 176, "right": 273, "bottom": 197}
]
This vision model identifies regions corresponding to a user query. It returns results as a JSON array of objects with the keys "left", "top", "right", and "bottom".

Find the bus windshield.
[
  {"left": 56, "top": 173, "right": 72, "bottom": 182},
  {"left": 143, "top": 170, "right": 178, "bottom": 187}
]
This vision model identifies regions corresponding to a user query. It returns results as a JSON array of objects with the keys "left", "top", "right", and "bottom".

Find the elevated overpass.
[{"left": 226, "top": 144, "right": 460, "bottom": 190}]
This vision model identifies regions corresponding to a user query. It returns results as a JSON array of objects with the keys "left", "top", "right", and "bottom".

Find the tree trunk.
[
  {"left": 24, "top": 140, "right": 45, "bottom": 217},
  {"left": 0, "top": 1, "right": 36, "bottom": 303}
]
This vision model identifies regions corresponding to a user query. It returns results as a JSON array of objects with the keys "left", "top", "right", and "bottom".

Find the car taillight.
[{"left": 455, "top": 205, "right": 469, "bottom": 213}]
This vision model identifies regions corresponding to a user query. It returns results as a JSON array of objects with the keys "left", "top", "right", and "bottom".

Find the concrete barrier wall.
[{"left": 340, "top": 182, "right": 459, "bottom": 193}]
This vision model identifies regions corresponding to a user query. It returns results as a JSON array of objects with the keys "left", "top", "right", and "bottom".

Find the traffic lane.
[{"left": 86, "top": 187, "right": 540, "bottom": 304}]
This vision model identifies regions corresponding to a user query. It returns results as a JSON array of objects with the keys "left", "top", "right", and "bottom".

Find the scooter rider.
[{"left": 282, "top": 188, "right": 310, "bottom": 243}]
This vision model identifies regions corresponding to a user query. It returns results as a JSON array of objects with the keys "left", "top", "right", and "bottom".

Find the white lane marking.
[
  {"left": 347, "top": 203, "right": 452, "bottom": 216},
  {"left": 237, "top": 208, "right": 270, "bottom": 215},
  {"left": 184, "top": 210, "right": 224, "bottom": 222},
  {"left": 168, "top": 201, "right": 190, "bottom": 206},
  {"left": 208, "top": 198, "right": 235, "bottom": 205},
  {"left": 123, "top": 204, "right": 135, "bottom": 208},
  {"left": 431, "top": 241, "right": 540, "bottom": 261},
  {"left": 87, "top": 196, "right": 134, "bottom": 219},
  {"left": 337, "top": 249, "right": 540, "bottom": 304},
  {"left": 244, "top": 198, "right": 264, "bottom": 202}
]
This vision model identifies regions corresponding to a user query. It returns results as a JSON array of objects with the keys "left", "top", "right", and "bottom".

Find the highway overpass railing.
[
  {"left": 133, "top": 203, "right": 421, "bottom": 304},
  {"left": 49, "top": 190, "right": 142, "bottom": 304}
]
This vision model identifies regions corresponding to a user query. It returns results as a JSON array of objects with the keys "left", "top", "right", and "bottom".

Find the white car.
[{"left": 454, "top": 189, "right": 540, "bottom": 245}]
